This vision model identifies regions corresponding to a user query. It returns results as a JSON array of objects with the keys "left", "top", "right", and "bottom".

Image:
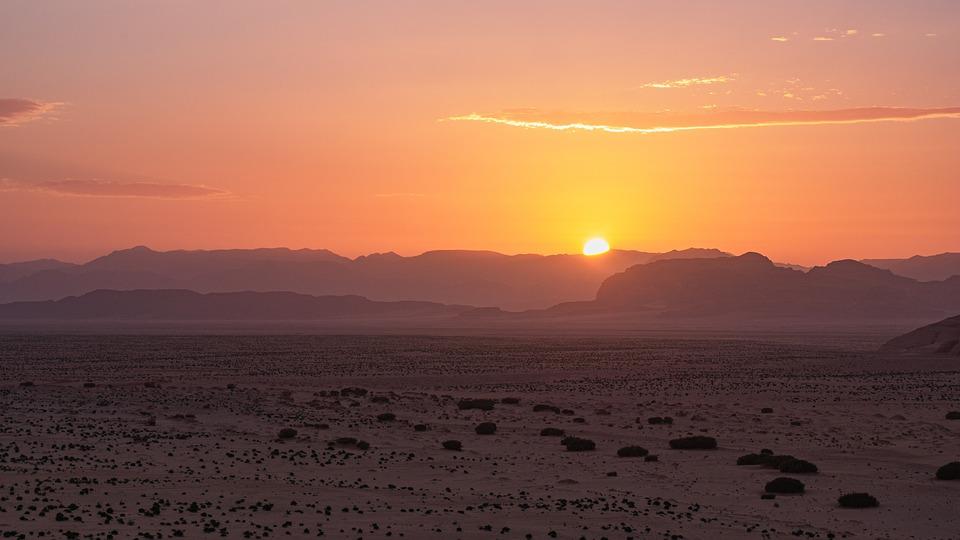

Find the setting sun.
[{"left": 583, "top": 238, "right": 610, "bottom": 256}]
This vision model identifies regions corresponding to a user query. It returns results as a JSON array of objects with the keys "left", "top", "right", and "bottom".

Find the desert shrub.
[
  {"left": 335, "top": 437, "right": 358, "bottom": 445},
  {"left": 595, "top": 409, "right": 611, "bottom": 416},
  {"left": 356, "top": 441, "right": 370, "bottom": 451},
  {"left": 442, "top": 440, "right": 463, "bottom": 451},
  {"left": 760, "top": 448, "right": 774, "bottom": 455},
  {"left": 475, "top": 422, "right": 497, "bottom": 435},
  {"left": 617, "top": 446, "right": 649, "bottom": 458},
  {"left": 573, "top": 417, "right": 586, "bottom": 423},
  {"left": 370, "top": 396, "right": 389, "bottom": 403},
  {"left": 644, "top": 454, "right": 659, "bottom": 462},
  {"left": 648, "top": 416, "right": 674, "bottom": 425},
  {"left": 838, "top": 492, "right": 878, "bottom": 508},
  {"left": 764, "top": 477, "right": 804, "bottom": 494},
  {"left": 540, "top": 427, "right": 564, "bottom": 437},
  {"left": 501, "top": 397, "right": 520, "bottom": 405},
  {"left": 737, "top": 453, "right": 767, "bottom": 466},
  {"left": 561, "top": 409, "right": 575, "bottom": 416},
  {"left": 458, "top": 399, "right": 496, "bottom": 411},
  {"left": 563, "top": 437, "right": 596, "bottom": 452},
  {"left": 763, "top": 454, "right": 797, "bottom": 468},
  {"left": 414, "top": 424, "right": 428, "bottom": 432},
  {"left": 936, "top": 462, "right": 960, "bottom": 480},
  {"left": 277, "top": 428, "right": 298, "bottom": 440},
  {"left": 533, "top": 404, "right": 561, "bottom": 414},
  {"left": 376, "top": 413, "right": 396, "bottom": 422},
  {"left": 946, "top": 411, "right": 960, "bottom": 420},
  {"left": 761, "top": 407, "right": 774, "bottom": 414},
  {"left": 779, "top": 459, "right": 818, "bottom": 474},
  {"left": 669, "top": 436, "right": 717, "bottom": 450},
  {"left": 341, "top": 387, "right": 367, "bottom": 397},
  {"left": 83, "top": 382, "right": 96, "bottom": 388},
  {"left": 19, "top": 381, "right": 34, "bottom": 387}
]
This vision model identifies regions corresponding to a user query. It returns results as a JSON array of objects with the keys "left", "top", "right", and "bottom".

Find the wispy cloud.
[
  {"left": 443, "top": 107, "right": 960, "bottom": 135},
  {"left": 0, "top": 98, "right": 61, "bottom": 127},
  {"left": 0, "top": 179, "right": 229, "bottom": 199},
  {"left": 635, "top": 76, "right": 734, "bottom": 89}
]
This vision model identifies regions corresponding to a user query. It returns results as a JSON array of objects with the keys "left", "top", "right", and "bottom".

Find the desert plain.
[{"left": 0, "top": 331, "right": 958, "bottom": 540}]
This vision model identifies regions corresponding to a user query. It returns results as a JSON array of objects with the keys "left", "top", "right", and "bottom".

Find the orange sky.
[{"left": 1, "top": 1, "right": 958, "bottom": 265}]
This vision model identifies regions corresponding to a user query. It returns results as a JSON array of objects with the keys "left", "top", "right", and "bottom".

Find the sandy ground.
[{"left": 0, "top": 333, "right": 958, "bottom": 539}]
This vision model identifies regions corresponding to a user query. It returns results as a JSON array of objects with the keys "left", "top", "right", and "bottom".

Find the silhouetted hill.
[
  {"left": 862, "top": 253, "right": 960, "bottom": 281},
  {"left": 0, "top": 246, "right": 731, "bottom": 310},
  {"left": 0, "top": 289, "right": 470, "bottom": 320},
  {"left": 0, "top": 259, "right": 76, "bottom": 282},
  {"left": 564, "top": 252, "right": 960, "bottom": 319},
  {"left": 882, "top": 314, "right": 960, "bottom": 355}
]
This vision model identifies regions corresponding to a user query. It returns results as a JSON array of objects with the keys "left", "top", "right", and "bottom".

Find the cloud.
[
  {"left": 443, "top": 107, "right": 960, "bottom": 135},
  {"left": 770, "top": 36, "right": 789, "bottom": 42},
  {"left": 635, "top": 76, "right": 734, "bottom": 89},
  {"left": 0, "top": 98, "right": 61, "bottom": 127},
  {"left": 0, "top": 179, "right": 229, "bottom": 199}
]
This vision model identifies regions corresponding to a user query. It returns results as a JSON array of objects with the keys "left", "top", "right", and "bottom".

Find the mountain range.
[
  {"left": 860, "top": 253, "right": 960, "bottom": 282},
  {"left": 537, "top": 252, "right": 960, "bottom": 320},
  {"left": 1, "top": 250, "right": 958, "bottom": 326},
  {"left": 0, "top": 289, "right": 468, "bottom": 321},
  {"left": 0, "top": 246, "right": 731, "bottom": 310}
]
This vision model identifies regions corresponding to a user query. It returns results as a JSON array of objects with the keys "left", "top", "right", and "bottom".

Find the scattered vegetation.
[
  {"left": 764, "top": 477, "right": 805, "bottom": 494},
  {"left": 838, "top": 493, "right": 878, "bottom": 508},
  {"left": 936, "top": 462, "right": 960, "bottom": 480},
  {"left": 617, "top": 446, "right": 649, "bottom": 458},
  {"left": 475, "top": 422, "right": 497, "bottom": 435},
  {"left": 669, "top": 436, "right": 717, "bottom": 450},
  {"left": 458, "top": 399, "right": 495, "bottom": 411},
  {"left": 442, "top": 440, "right": 463, "bottom": 451},
  {"left": 779, "top": 458, "right": 818, "bottom": 474},
  {"left": 561, "top": 437, "right": 596, "bottom": 452},
  {"left": 533, "top": 404, "right": 561, "bottom": 414}
]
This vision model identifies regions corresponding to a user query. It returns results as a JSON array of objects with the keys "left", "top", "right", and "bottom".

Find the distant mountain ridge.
[
  {"left": 545, "top": 252, "right": 960, "bottom": 320},
  {"left": 861, "top": 253, "right": 960, "bottom": 282},
  {"left": 0, "top": 246, "right": 731, "bottom": 310},
  {"left": 0, "top": 259, "right": 77, "bottom": 283},
  {"left": 0, "top": 289, "right": 470, "bottom": 320}
]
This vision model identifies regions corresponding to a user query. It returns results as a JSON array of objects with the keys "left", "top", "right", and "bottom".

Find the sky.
[{"left": 1, "top": 0, "right": 959, "bottom": 266}]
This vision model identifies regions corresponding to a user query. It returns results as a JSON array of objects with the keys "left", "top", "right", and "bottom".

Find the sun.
[{"left": 582, "top": 237, "right": 610, "bottom": 256}]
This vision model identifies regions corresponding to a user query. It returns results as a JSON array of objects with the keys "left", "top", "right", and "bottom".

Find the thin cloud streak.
[
  {"left": 0, "top": 99, "right": 61, "bottom": 126},
  {"left": 444, "top": 107, "right": 960, "bottom": 135},
  {"left": 0, "top": 179, "right": 230, "bottom": 199},
  {"left": 636, "top": 75, "right": 734, "bottom": 89}
]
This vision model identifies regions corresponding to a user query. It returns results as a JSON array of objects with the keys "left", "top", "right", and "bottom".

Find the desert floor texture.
[{"left": 0, "top": 333, "right": 958, "bottom": 539}]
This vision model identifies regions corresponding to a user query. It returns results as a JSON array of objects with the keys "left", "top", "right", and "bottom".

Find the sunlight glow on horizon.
[{"left": 583, "top": 238, "right": 611, "bottom": 256}]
